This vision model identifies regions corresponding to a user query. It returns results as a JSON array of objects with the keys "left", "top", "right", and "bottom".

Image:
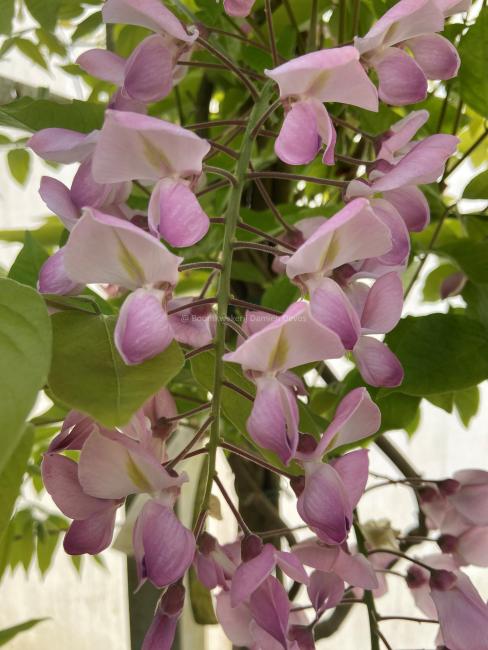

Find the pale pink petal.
[
  {"left": 249, "top": 577, "right": 290, "bottom": 647},
  {"left": 353, "top": 336, "right": 404, "bottom": 387},
  {"left": 310, "top": 278, "right": 361, "bottom": 350},
  {"left": 265, "top": 46, "right": 378, "bottom": 110},
  {"left": 124, "top": 35, "right": 174, "bottom": 103},
  {"left": 317, "top": 103, "right": 337, "bottom": 165},
  {"left": 334, "top": 549, "right": 379, "bottom": 589},
  {"left": 92, "top": 110, "right": 210, "bottom": 183},
  {"left": 275, "top": 551, "right": 309, "bottom": 584},
  {"left": 292, "top": 539, "right": 341, "bottom": 572},
  {"left": 377, "top": 109, "right": 429, "bottom": 163},
  {"left": 360, "top": 272, "right": 404, "bottom": 334},
  {"left": 436, "top": 0, "right": 471, "bottom": 17},
  {"left": 223, "top": 301, "right": 344, "bottom": 373},
  {"left": 38, "top": 248, "right": 84, "bottom": 296},
  {"left": 76, "top": 49, "right": 126, "bottom": 84},
  {"left": 63, "top": 207, "right": 182, "bottom": 289},
  {"left": 41, "top": 453, "right": 112, "bottom": 520},
  {"left": 78, "top": 430, "right": 183, "bottom": 499},
  {"left": 330, "top": 449, "right": 369, "bottom": 509},
  {"left": 370, "top": 198, "right": 411, "bottom": 266},
  {"left": 64, "top": 507, "right": 117, "bottom": 555},
  {"left": 285, "top": 198, "right": 392, "bottom": 281},
  {"left": 308, "top": 571, "right": 345, "bottom": 614},
  {"left": 451, "top": 473, "right": 488, "bottom": 526},
  {"left": 275, "top": 101, "right": 322, "bottom": 166},
  {"left": 48, "top": 411, "right": 96, "bottom": 453},
  {"left": 247, "top": 377, "right": 299, "bottom": 466},
  {"left": 138, "top": 500, "right": 195, "bottom": 588},
  {"left": 356, "top": 0, "right": 444, "bottom": 53},
  {"left": 406, "top": 34, "right": 460, "bottom": 79},
  {"left": 457, "top": 527, "right": 488, "bottom": 567},
  {"left": 371, "top": 134, "right": 459, "bottom": 190},
  {"left": 216, "top": 592, "right": 253, "bottom": 647},
  {"left": 148, "top": 178, "right": 209, "bottom": 247},
  {"left": 230, "top": 544, "right": 276, "bottom": 606},
  {"left": 373, "top": 46, "right": 428, "bottom": 105},
  {"left": 39, "top": 176, "right": 79, "bottom": 229},
  {"left": 28, "top": 128, "right": 97, "bottom": 164},
  {"left": 224, "top": 0, "right": 255, "bottom": 17},
  {"left": 383, "top": 186, "right": 430, "bottom": 231},
  {"left": 102, "top": 0, "right": 197, "bottom": 43},
  {"left": 167, "top": 298, "right": 214, "bottom": 349}
]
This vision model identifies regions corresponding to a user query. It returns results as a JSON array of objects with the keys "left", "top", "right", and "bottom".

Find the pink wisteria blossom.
[
  {"left": 224, "top": 0, "right": 256, "bottom": 17},
  {"left": 265, "top": 47, "right": 378, "bottom": 165}
]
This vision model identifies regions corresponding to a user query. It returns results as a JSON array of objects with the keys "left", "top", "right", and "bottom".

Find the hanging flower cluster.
[{"left": 28, "top": 0, "right": 488, "bottom": 648}]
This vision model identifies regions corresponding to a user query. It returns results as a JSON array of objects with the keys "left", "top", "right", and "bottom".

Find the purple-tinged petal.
[
  {"left": 142, "top": 584, "right": 185, "bottom": 650},
  {"left": 124, "top": 35, "right": 174, "bottom": 103},
  {"left": 334, "top": 549, "right": 379, "bottom": 589},
  {"left": 406, "top": 33, "right": 460, "bottom": 80},
  {"left": 275, "top": 550, "right": 309, "bottom": 584},
  {"left": 285, "top": 198, "right": 392, "bottom": 281},
  {"left": 148, "top": 178, "right": 209, "bottom": 247},
  {"left": 371, "top": 134, "right": 459, "bottom": 190},
  {"left": 440, "top": 271, "right": 467, "bottom": 299},
  {"left": 78, "top": 429, "right": 184, "bottom": 499},
  {"left": 318, "top": 104, "right": 337, "bottom": 166},
  {"left": 436, "top": 0, "right": 471, "bottom": 17},
  {"left": 231, "top": 544, "right": 276, "bottom": 606},
  {"left": 297, "top": 464, "right": 352, "bottom": 545},
  {"left": 76, "top": 49, "right": 126, "bottom": 84},
  {"left": 293, "top": 540, "right": 341, "bottom": 572},
  {"left": 330, "top": 449, "right": 369, "bottom": 509},
  {"left": 38, "top": 248, "right": 85, "bottom": 296},
  {"left": 28, "top": 128, "right": 97, "bottom": 164},
  {"left": 167, "top": 298, "right": 214, "bottom": 349},
  {"left": 92, "top": 110, "right": 210, "bottom": 183},
  {"left": 249, "top": 576, "right": 290, "bottom": 648},
  {"left": 377, "top": 109, "right": 429, "bottom": 163},
  {"left": 316, "top": 388, "right": 381, "bottom": 455},
  {"left": 64, "top": 507, "right": 118, "bottom": 555},
  {"left": 216, "top": 592, "right": 253, "bottom": 647},
  {"left": 360, "top": 272, "right": 404, "bottom": 334},
  {"left": 307, "top": 571, "right": 345, "bottom": 614},
  {"left": 224, "top": 301, "right": 344, "bottom": 374},
  {"left": 42, "top": 453, "right": 113, "bottom": 519},
  {"left": 69, "top": 158, "right": 131, "bottom": 214},
  {"left": 224, "top": 0, "right": 255, "bottom": 17},
  {"left": 63, "top": 207, "right": 182, "bottom": 289},
  {"left": 265, "top": 47, "right": 378, "bottom": 110},
  {"left": 247, "top": 377, "right": 299, "bottom": 466},
  {"left": 450, "top": 471, "right": 488, "bottom": 526},
  {"left": 310, "top": 278, "right": 361, "bottom": 350},
  {"left": 373, "top": 46, "right": 428, "bottom": 106},
  {"left": 48, "top": 411, "right": 96, "bottom": 453},
  {"left": 370, "top": 198, "right": 410, "bottom": 266},
  {"left": 457, "top": 527, "right": 488, "bottom": 567},
  {"left": 109, "top": 88, "right": 147, "bottom": 114},
  {"left": 383, "top": 186, "right": 430, "bottom": 231},
  {"left": 353, "top": 336, "right": 404, "bottom": 387},
  {"left": 115, "top": 289, "right": 173, "bottom": 365},
  {"left": 275, "top": 101, "right": 322, "bottom": 166},
  {"left": 39, "top": 176, "right": 79, "bottom": 229},
  {"left": 356, "top": 0, "right": 444, "bottom": 53},
  {"left": 137, "top": 500, "right": 195, "bottom": 588},
  {"left": 102, "top": 0, "right": 197, "bottom": 43}
]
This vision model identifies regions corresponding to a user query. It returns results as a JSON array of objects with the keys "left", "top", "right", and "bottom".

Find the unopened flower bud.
[
  {"left": 290, "top": 475, "right": 306, "bottom": 497},
  {"left": 406, "top": 565, "right": 428, "bottom": 589},
  {"left": 161, "top": 583, "right": 186, "bottom": 616},
  {"left": 437, "top": 534, "right": 458, "bottom": 554},
  {"left": 430, "top": 569, "right": 457, "bottom": 592},
  {"left": 418, "top": 486, "right": 439, "bottom": 503},
  {"left": 241, "top": 534, "right": 263, "bottom": 562},
  {"left": 297, "top": 433, "right": 318, "bottom": 454},
  {"left": 198, "top": 532, "right": 216, "bottom": 556},
  {"left": 437, "top": 479, "right": 461, "bottom": 497}
]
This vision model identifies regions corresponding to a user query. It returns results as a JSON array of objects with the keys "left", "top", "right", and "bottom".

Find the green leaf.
[
  {"left": 422, "top": 263, "right": 459, "bottom": 302},
  {"left": 464, "top": 281, "right": 488, "bottom": 328},
  {"left": 48, "top": 312, "right": 184, "bottom": 427},
  {"left": 36, "top": 517, "right": 61, "bottom": 575},
  {"left": 0, "top": 279, "right": 52, "bottom": 473},
  {"left": 0, "top": 97, "right": 105, "bottom": 134},
  {"left": 0, "top": 618, "right": 47, "bottom": 646},
  {"left": 230, "top": 261, "right": 267, "bottom": 284},
  {"left": 378, "top": 393, "right": 421, "bottom": 434},
  {"left": 262, "top": 276, "right": 299, "bottom": 312},
  {"left": 189, "top": 567, "right": 217, "bottom": 625},
  {"left": 459, "top": 7, "right": 488, "bottom": 117},
  {"left": 8, "top": 232, "right": 48, "bottom": 288},
  {"left": 25, "top": 0, "right": 61, "bottom": 31},
  {"left": 7, "top": 149, "right": 30, "bottom": 185},
  {"left": 72, "top": 11, "right": 103, "bottom": 40},
  {"left": 426, "top": 392, "right": 454, "bottom": 413},
  {"left": 385, "top": 314, "right": 488, "bottom": 396},
  {"left": 0, "top": 0, "right": 15, "bottom": 35},
  {"left": 14, "top": 38, "right": 48, "bottom": 70},
  {"left": 441, "top": 240, "right": 488, "bottom": 283},
  {"left": 0, "top": 425, "right": 34, "bottom": 539},
  {"left": 463, "top": 169, "right": 488, "bottom": 199},
  {"left": 454, "top": 385, "right": 480, "bottom": 428}
]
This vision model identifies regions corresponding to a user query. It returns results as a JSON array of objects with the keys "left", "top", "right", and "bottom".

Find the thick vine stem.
[
  {"left": 197, "top": 81, "right": 275, "bottom": 525},
  {"left": 354, "top": 519, "right": 381, "bottom": 650}
]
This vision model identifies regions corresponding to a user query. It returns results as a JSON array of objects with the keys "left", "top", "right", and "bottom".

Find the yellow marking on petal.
[
  {"left": 306, "top": 69, "right": 331, "bottom": 97},
  {"left": 268, "top": 330, "right": 290, "bottom": 371},
  {"left": 126, "top": 455, "right": 153, "bottom": 493},
  {"left": 115, "top": 232, "right": 146, "bottom": 286},
  {"left": 319, "top": 232, "right": 340, "bottom": 273},
  {"left": 140, "top": 134, "right": 172, "bottom": 176}
]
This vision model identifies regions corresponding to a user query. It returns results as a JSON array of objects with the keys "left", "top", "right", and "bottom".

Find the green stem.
[
  {"left": 354, "top": 519, "right": 380, "bottom": 650},
  {"left": 197, "top": 81, "right": 275, "bottom": 519},
  {"left": 308, "top": 0, "right": 319, "bottom": 52}
]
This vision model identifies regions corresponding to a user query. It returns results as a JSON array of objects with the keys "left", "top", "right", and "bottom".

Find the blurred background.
[{"left": 0, "top": 2, "right": 487, "bottom": 648}]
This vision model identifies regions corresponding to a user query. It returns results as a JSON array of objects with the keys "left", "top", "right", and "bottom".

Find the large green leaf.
[
  {"left": 386, "top": 314, "right": 488, "bottom": 396},
  {"left": 459, "top": 7, "right": 488, "bottom": 117},
  {"left": 0, "top": 0, "right": 15, "bottom": 35},
  {"left": 0, "top": 97, "right": 105, "bottom": 133},
  {"left": 0, "top": 425, "right": 33, "bottom": 538},
  {"left": 441, "top": 240, "right": 488, "bottom": 284},
  {"left": 463, "top": 169, "right": 488, "bottom": 199},
  {"left": 25, "top": 0, "right": 61, "bottom": 31},
  {"left": 0, "top": 618, "right": 47, "bottom": 646},
  {"left": 48, "top": 312, "right": 184, "bottom": 426},
  {"left": 0, "top": 279, "right": 51, "bottom": 473},
  {"left": 8, "top": 232, "right": 48, "bottom": 288}
]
